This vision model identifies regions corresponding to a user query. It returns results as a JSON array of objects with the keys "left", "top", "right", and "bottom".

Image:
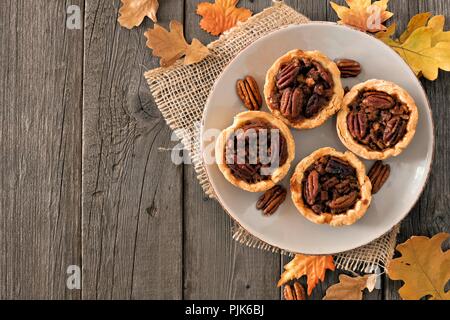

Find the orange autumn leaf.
[
  {"left": 144, "top": 21, "right": 210, "bottom": 67},
  {"left": 331, "top": 0, "right": 393, "bottom": 33},
  {"left": 118, "top": 0, "right": 159, "bottom": 29},
  {"left": 197, "top": 0, "right": 252, "bottom": 36},
  {"left": 278, "top": 254, "right": 335, "bottom": 295},
  {"left": 387, "top": 233, "right": 450, "bottom": 300}
]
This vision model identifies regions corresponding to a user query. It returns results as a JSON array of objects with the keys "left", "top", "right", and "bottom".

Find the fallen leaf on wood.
[
  {"left": 197, "top": 0, "right": 252, "bottom": 36},
  {"left": 330, "top": 0, "right": 393, "bottom": 33},
  {"left": 387, "top": 232, "right": 450, "bottom": 300},
  {"left": 398, "top": 12, "right": 432, "bottom": 43},
  {"left": 278, "top": 254, "right": 335, "bottom": 296},
  {"left": 144, "top": 21, "right": 210, "bottom": 67},
  {"left": 376, "top": 14, "right": 450, "bottom": 80},
  {"left": 323, "top": 274, "right": 377, "bottom": 300},
  {"left": 428, "top": 15, "right": 450, "bottom": 45},
  {"left": 118, "top": 0, "right": 159, "bottom": 29}
]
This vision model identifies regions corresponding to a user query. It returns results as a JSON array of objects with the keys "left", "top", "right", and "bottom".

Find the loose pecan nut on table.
[{"left": 284, "top": 282, "right": 306, "bottom": 300}]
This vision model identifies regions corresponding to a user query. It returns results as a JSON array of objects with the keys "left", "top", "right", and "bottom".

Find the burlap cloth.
[{"left": 145, "top": 1, "right": 399, "bottom": 272}]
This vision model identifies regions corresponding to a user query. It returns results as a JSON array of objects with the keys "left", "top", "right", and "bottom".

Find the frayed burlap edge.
[
  {"left": 144, "top": 1, "right": 398, "bottom": 272},
  {"left": 232, "top": 223, "right": 400, "bottom": 272}
]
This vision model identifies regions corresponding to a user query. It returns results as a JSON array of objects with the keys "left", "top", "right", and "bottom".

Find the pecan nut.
[
  {"left": 347, "top": 111, "right": 368, "bottom": 140},
  {"left": 229, "top": 163, "right": 260, "bottom": 183},
  {"left": 277, "top": 60, "right": 300, "bottom": 90},
  {"left": 322, "top": 176, "right": 339, "bottom": 190},
  {"left": 256, "top": 185, "right": 287, "bottom": 215},
  {"left": 304, "top": 94, "right": 326, "bottom": 118},
  {"left": 304, "top": 170, "right": 320, "bottom": 205},
  {"left": 335, "top": 59, "right": 362, "bottom": 78},
  {"left": 368, "top": 161, "right": 390, "bottom": 194},
  {"left": 361, "top": 91, "right": 395, "bottom": 110},
  {"left": 280, "top": 87, "right": 303, "bottom": 119},
  {"left": 284, "top": 282, "right": 306, "bottom": 300},
  {"left": 312, "top": 61, "right": 333, "bottom": 87},
  {"left": 383, "top": 116, "right": 407, "bottom": 146},
  {"left": 236, "top": 75, "right": 262, "bottom": 111},
  {"left": 328, "top": 191, "right": 358, "bottom": 211}
]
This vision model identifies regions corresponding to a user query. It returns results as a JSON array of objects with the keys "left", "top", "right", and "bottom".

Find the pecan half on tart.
[
  {"left": 215, "top": 111, "right": 295, "bottom": 192},
  {"left": 264, "top": 49, "right": 344, "bottom": 129},
  {"left": 337, "top": 79, "right": 419, "bottom": 160},
  {"left": 290, "top": 148, "right": 372, "bottom": 226}
]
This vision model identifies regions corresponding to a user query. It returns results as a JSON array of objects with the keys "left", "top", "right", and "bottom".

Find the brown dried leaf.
[
  {"left": 118, "top": 0, "right": 159, "bottom": 29},
  {"left": 323, "top": 274, "right": 377, "bottom": 300},
  {"left": 387, "top": 233, "right": 450, "bottom": 300},
  {"left": 197, "top": 0, "right": 252, "bottom": 36},
  {"left": 144, "top": 21, "right": 210, "bottom": 67}
]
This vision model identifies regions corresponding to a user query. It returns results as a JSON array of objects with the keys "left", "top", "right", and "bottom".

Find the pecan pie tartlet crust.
[
  {"left": 215, "top": 111, "right": 295, "bottom": 192},
  {"left": 290, "top": 147, "right": 372, "bottom": 226},
  {"left": 264, "top": 49, "right": 344, "bottom": 129},
  {"left": 336, "top": 79, "right": 419, "bottom": 160}
]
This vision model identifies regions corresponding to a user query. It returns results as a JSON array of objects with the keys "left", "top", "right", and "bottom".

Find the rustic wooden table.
[{"left": 0, "top": 0, "right": 448, "bottom": 300}]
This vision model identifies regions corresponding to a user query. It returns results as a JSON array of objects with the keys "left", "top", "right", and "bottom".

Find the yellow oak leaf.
[
  {"left": 428, "top": 15, "right": 450, "bottom": 45},
  {"left": 398, "top": 12, "right": 432, "bottom": 43},
  {"left": 375, "top": 22, "right": 396, "bottom": 40},
  {"left": 118, "top": 0, "right": 159, "bottom": 29},
  {"left": 197, "top": 0, "right": 252, "bottom": 36},
  {"left": 278, "top": 254, "right": 335, "bottom": 296},
  {"left": 144, "top": 21, "right": 210, "bottom": 67},
  {"left": 376, "top": 14, "right": 450, "bottom": 81},
  {"left": 330, "top": 0, "right": 393, "bottom": 33},
  {"left": 387, "top": 233, "right": 450, "bottom": 300}
]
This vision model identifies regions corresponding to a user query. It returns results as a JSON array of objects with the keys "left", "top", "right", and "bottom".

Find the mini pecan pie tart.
[
  {"left": 264, "top": 49, "right": 344, "bottom": 129},
  {"left": 215, "top": 111, "right": 295, "bottom": 192},
  {"left": 290, "top": 148, "right": 372, "bottom": 226},
  {"left": 337, "top": 79, "right": 419, "bottom": 160}
]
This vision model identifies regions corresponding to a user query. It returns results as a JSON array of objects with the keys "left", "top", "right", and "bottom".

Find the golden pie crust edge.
[
  {"left": 264, "top": 49, "right": 345, "bottom": 130},
  {"left": 215, "top": 111, "right": 296, "bottom": 192},
  {"left": 290, "top": 147, "right": 372, "bottom": 227},
  {"left": 336, "top": 79, "right": 419, "bottom": 160}
]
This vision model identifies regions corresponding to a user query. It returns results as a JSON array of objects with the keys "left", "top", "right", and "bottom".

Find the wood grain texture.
[
  {"left": 0, "top": 0, "right": 448, "bottom": 300},
  {"left": 182, "top": 0, "right": 281, "bottom": 300},
  {"left": 382, "top": 0, "right": 450, "bottom": 300},
  {"left": 0, "top": 0, "right": 83, "bottom": 299},
  {"left": 82, "top": 0, "right": 183, "bottom": 299}
]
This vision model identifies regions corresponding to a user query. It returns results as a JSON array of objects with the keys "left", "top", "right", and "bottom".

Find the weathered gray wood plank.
[
  {"left": 0, "top": 0, "right": 83, "bottom": 299},
  {"left": 383, "top": 0, "right": 450, "bottom": 300},
  {"left": 182, "top": 0, "right": 281, "bottom": 300},
  {"left": 82, "top": 0, "right": 184, "bottom": 299}
]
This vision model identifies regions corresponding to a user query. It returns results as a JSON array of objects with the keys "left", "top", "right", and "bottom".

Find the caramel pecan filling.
[
  {"left": 302, "top": 156, "right": 360, "bottom": 214},
  {"left": 270, "top": 58, "right": 334, "bottom": 120},
  {"left": 347, "top": 90, "right": 411, "bottom": 151},
  {"left": 225, "top": 120, "right": 288, "bottom": 184}
]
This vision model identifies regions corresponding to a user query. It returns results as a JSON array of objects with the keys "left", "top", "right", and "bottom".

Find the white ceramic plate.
[{"left": 201, "top": 23, "right": 434, "bottom": 255}]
